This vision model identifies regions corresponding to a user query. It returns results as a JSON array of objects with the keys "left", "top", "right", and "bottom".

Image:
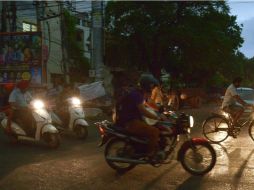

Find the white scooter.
[
  {"left": 50, "top": 97, "right": 89, "bottom": 139},
  {"left": 1, "top": 99, "right": 60, "bottom": 148}
]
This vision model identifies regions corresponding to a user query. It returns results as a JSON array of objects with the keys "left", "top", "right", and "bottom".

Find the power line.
[{"left": 5, "top": 2, "right": 91, "bottom": 12}]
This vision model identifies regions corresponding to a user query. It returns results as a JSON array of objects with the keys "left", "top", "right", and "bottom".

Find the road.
[{"left": 1, "top": 103, "right": 254, "bottom": 190}]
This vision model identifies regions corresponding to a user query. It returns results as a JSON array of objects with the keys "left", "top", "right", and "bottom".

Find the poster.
[
  {"left": 0, "top": 32, "right": 42, "bottom": 84},
  {"left": 30, "top": 67, "right": 42, "bottom": 85}
]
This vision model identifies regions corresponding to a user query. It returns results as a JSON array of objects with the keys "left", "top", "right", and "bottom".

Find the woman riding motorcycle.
[{"left": 115, "top": 75, "right": 166, "bottom": 160}]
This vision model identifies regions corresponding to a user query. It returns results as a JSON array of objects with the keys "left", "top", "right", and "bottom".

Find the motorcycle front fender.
[
  {"left": 177, "top": 138, "right": 210, "bottom": 161},
  {"left": 74, "top": 119, "right": 89, "bottom": 127},
  {"left": 41, "top": 124, "right": 59, "bottom": 134}
]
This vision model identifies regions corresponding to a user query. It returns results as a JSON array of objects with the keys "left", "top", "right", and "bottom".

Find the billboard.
[{"left": 0, "top": 32, "right": 42, "bottom": 85}]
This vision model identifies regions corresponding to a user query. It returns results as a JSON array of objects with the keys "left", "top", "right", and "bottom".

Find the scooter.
[
  {"left": 50, "top": 97, "right": 89, "bottom": 139},
  {"left": 1, "top": 99, "right": 60, "bottom": 148}
]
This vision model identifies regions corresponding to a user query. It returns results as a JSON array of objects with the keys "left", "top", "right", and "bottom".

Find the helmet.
[
  {"left": 139, "top": 74, "right": 159, "bottom": 93},
  {"left": 17, "top": 80, "right": 30, "bottom": 90}
]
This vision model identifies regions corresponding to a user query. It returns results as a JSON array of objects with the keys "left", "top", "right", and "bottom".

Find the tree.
[
  {"left": 105, "top": 1, "right": 243, "bottom": 86},
  {"left": 63, "top": 10, "right": 90, "bottom": 82}
]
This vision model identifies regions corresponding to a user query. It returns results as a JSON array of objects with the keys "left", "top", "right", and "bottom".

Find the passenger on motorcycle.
[
  {"left": 222, "top": 77, "right": 252, "bottom": 127},
  {"left": 146, "top": 80, "right": 165, "bottom": 113},
  {"left": 8, "top": 80, "right": 34, "bottom": 135},
  {"left": 115, "top": 75, "right": 166, "bottom": 160},
  {"left": 151, "top": 81, "right": 164, "bottom": 106}
]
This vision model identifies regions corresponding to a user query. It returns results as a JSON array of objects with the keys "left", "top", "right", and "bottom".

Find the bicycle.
[{"left": 202, "top": 107, "right": 254, "bottom": 143}]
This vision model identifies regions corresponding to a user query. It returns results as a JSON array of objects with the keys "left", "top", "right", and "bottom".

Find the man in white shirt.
[
  {"left": 8, "top": 80, "right": 34, "bottom": 135},
  {"left": 222, "top": 77, "right": 251, "bottom": 126}
]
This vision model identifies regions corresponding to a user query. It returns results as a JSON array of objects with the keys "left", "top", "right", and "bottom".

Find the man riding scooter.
[
  {"left": 55, "top": 83, "right": 79, "bottom": 127},
  {"left": 50, "top": 83, "right": 88, "bottom": 139},
  {"left": 6, "top": 80, "right": 34, "bottom": 136}
]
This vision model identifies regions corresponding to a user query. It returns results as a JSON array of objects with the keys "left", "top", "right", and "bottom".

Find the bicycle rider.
[{"left": 222, "top": 77, "right": 252, "bottom": 128}]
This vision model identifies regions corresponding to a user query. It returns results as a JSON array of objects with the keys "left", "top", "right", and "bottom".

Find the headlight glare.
[
  {"left": 72, "top": 97, "right": 81, "bottom": 106},
  {"left": 32, "top": 100, "right": 45, "bottom": 109},
  {"left": 189, "top": 116, "right": 194, "bottom": 128}
]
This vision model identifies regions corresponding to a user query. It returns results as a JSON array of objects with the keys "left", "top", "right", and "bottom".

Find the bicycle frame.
[{"left": 223, "top": 109, "right": 254, "bottom": 129}]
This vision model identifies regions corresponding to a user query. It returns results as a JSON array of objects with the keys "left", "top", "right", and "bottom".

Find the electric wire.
[{"left": 5, "top": 2, "right": 92, "bottom": 12}]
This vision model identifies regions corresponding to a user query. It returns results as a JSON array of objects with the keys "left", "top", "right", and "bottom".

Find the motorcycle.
[
  {"left": 1, "top": 99, "right": 60, "bottom": 148},
  {"left": 50, "top": 97, "right": 89, "bottom": 139},
  {"left": 95, "top": 110, "right": 216, "bottom": 175}
]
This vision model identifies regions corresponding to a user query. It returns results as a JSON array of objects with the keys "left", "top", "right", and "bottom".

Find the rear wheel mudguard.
[
  {"left": 191, "top": 138, "right": 209, "bottom": 144},
  {"left": 177, "top": 138, "right": 210, "bottom": 160}
]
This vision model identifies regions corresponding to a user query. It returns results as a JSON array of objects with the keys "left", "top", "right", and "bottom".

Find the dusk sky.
[{"left": 229, "top": 0, "right": 254, "bottom": 58}]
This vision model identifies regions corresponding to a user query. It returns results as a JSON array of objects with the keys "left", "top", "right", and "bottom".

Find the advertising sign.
[{"left": 0, "top": 32, "right": 42, "bottom": 85}]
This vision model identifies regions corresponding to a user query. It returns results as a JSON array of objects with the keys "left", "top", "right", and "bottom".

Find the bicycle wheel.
[
  {"left": 248, "top": 121, "right": 254, "bottom": 141},
  {"left": 202, "top": 115, "right": 229, "bottom": 143}
]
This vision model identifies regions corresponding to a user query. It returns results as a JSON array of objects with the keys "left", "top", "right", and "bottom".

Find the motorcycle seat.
[
  {"left": 109, "top": 125, "right": 148, "bottom": 142},
  {"left": 110, "top": 124, "right": 130, "bottom": 134}
]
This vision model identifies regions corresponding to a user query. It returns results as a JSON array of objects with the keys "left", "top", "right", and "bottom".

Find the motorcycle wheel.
[
  {"left": 180, "top": 141, "right": 216, "bottom": 176},
  {"left": 74, "top": 125, "right": 88, "bottom": 140},
  {"left": 202, "top": 115, "right": 229, "bottom": 143},
  {"left": 248, "top": 121, "right": 254, "bottom": 141},
  {"left": 104, "top": 138, "right": 136, "bottom": 173},
  {"left": 43, "top": 132, "right": 60, "bottom": 149}
]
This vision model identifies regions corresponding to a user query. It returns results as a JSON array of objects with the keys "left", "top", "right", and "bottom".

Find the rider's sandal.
[{"left": 234, "top": 122, "right": 242, "bottom": 129}]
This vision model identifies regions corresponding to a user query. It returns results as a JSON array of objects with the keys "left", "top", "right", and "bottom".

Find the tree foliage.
[
  {"left": 63, "top": 10, "right": 90, "bottom": 82},
  {"left": 105, "top": 1, "right": 245, "bottom": 87}
]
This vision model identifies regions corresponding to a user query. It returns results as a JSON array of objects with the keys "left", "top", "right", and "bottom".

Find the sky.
[
  {"left": 228, "top": 0, "right": 254, "bottom": 58},
  {"left": 229, "top": 1, "right": 254, "bottom": 22}
]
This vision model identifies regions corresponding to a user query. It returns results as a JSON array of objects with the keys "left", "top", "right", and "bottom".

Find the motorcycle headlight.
[
  {"left": 189, "top": 116, "right": 194, "bottom": 128},
  {"left": 32, "top": 99, "right": 45, "bottom": 109},
  {"left": 71, "top": 97, "right": 81, "bottom": 106}
]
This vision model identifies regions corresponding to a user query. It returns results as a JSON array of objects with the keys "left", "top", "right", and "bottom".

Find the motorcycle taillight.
[{"left": 99, "top": 126, "right": 105, "bottom": 134}]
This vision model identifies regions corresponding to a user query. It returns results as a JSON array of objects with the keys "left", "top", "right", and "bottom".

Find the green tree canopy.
[{"left": 105, "top": 1, "right": 243, "bottom": 87}]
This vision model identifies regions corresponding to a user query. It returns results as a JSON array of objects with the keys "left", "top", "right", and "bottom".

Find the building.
[
  {"left": 0, "top": 1, "right": 92, "bottom": 87},
  {"left": 75, "top": 12, "right": 91, "bottom": 61}
]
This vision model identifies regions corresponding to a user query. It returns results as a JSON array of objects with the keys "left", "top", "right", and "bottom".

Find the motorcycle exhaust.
[{"left": 106, "top": 156, "right": 147, "bottom": 164}]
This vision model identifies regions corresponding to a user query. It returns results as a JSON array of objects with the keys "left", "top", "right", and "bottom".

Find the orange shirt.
[{"left": 151, "top": 86, "right": 163, "bottom": 105}]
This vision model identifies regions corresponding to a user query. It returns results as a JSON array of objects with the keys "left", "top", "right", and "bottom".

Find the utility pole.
[
  {"left": 91, "top": 1, "right": 104, "bottom": 81},
  {"left": 35, "top": 1, "right": 41, "bottom": 31},
  {"left": 1, "top": 2, "right": 7, "bottom": 32},
  {"left": 59, "top": 2, "right": 69, "bottom": 83},
  {"left": 10, "top": 1, "right": 17, "bottom": 32}
]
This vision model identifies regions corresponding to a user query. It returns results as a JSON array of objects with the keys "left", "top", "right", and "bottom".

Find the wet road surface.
[{"left": 1, "top": 104, "right": 254, "bottom": 190}]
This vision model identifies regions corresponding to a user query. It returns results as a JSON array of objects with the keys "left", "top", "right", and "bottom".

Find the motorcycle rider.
[
  {"left": 146, "top": 80, "right": 165, "bottom": 113},
  {"left": 222, "top": 77, "right": 252, "bottom": 129},
  {"left": 7, "top": 80, "right": 34, "bottom": 135},
  {"left": 151, "top": 81, "right": 164, "bottom": 106},
  {"left": 115, "top": 75, "right": 166, "bottom": 161},
  {"left": 55, "top": 83, "right": 79, "bottom": 127}
]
